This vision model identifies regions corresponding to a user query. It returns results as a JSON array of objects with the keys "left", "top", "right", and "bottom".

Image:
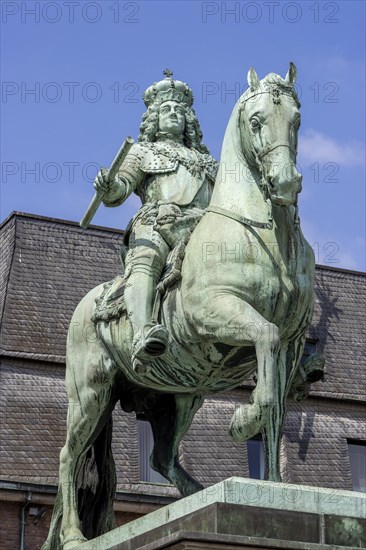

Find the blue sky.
[{"left": 1, "top": 0, "right": 365, "bottom": 270}]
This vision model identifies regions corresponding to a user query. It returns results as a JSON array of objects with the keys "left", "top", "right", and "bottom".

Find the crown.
[{"left": 143, "top": 69, "right": 194, "bottom": 108}]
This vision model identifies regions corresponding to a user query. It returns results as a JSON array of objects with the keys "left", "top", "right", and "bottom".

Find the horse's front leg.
[
  {"left": 229, "top": 317, "right": 280, "bottom": 442},
  {"left": 262, "top": 335, "right": 306, "bottom": 482},
  {"left": 144, "top": 393, "right": 204, "bottom": 497},
  {"left": 193, "top": 294, "right": 279, "bottom": 441}
]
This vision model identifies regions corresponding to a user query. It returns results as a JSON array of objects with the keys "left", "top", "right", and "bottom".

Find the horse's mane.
[{"left": 248, "top": 73, "right": 301, "bottom": 107}]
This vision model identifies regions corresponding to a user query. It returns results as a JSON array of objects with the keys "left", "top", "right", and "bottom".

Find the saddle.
[
  {"left": 91, "top": 237, "right": 187, "bottom": 324},
  {"left": 92, "top": 205, "right": 204, "bottom": 324}
]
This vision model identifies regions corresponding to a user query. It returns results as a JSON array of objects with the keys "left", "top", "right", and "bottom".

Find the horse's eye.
[{"left": 250, "top": 117, "right": 261, "bottom": 130}]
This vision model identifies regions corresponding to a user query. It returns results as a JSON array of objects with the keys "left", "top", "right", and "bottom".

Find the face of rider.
[{"left": 158, "top": 101, "right": 185, "bottom": 137}]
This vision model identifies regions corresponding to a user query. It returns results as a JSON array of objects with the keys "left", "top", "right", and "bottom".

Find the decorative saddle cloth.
[{"left": 91, "top": 276, "right": 126, "bottom": 323}]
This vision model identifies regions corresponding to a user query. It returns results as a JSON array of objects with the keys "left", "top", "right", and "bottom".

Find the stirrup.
[{"left": 132, "top": 324, "right": 169, "bottom": 366}]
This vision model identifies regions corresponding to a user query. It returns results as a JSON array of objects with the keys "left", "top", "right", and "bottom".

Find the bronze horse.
[{"left": 43, "top": 64, "right": 323, "bottom": 549}]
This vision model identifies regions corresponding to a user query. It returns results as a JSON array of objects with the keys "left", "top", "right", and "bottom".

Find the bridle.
[
  {"left": 207, "top": 89, "right": 300, "bottom": 230},
  {"left": 256, "top": 142, "right": 296, "bottom": 161},
  {"left": 256, "top": 142, "right": 299, "bottom": 230}
]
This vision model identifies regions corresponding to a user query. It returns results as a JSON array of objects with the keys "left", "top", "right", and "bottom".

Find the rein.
[
  {"left": 257, "top": 142, "right": 295, "bottom": 160},
  {"left": 206, "top": 205, "right": 273, "bottom": 230}
]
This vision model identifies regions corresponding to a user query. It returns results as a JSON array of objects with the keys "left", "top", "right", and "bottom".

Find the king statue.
[{"left": 94, "top": 70, "right": 219, "bottom": 370}]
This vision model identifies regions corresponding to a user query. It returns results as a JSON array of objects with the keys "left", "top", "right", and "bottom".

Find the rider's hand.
[
  {"left": 94, "top": 167, "right": 115, "bottom": 195},
  {"left": 93, "top": 168, "right": 125, "bottom": 204}
]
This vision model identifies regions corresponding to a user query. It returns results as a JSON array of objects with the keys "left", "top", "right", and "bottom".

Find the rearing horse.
[{"left": 43, "top": 64, "right": 319, "bottom": 550}]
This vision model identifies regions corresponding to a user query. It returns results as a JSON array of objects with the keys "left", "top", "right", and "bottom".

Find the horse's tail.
[{"left": 41, "top": 416, "right": 116, "bottom": 549}]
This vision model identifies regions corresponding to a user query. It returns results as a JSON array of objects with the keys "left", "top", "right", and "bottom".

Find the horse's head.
[{"left": 239, "top": 63, "right": 302, "bottom": 207}]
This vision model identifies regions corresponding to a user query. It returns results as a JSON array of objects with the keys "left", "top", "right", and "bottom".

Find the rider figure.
[{"left": 94, "top": 71, "right": 218, "bottom": 368}]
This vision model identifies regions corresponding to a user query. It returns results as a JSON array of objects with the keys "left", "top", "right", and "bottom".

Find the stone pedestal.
[{"left": 79, "top": 478, "right": 366, "bottom": 549}]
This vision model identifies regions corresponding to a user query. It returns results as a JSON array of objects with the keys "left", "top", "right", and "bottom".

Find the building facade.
[{"left": 1, "top": 212, "right": 365, "bottom": 549}]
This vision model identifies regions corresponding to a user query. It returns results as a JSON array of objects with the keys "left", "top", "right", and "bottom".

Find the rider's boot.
[{"left": 124, "top": 269, "right": 169, "bottom": 373}]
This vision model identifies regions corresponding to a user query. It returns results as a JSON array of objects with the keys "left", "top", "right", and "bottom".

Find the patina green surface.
[
  {"left": 42, "top": 66, "right": 325, "bottom": 550},
  {"left": 94, "top": 73, "right": 218, "bottom": 372}
]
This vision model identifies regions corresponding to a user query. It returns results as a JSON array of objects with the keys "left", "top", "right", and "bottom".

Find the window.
[
  {"left": 247, "top": 436, "right": 265, "bottom": 480},
  {"left": 303, "top": 338, "right": 318, "bottom": 358},
  {"left": 137, "top": 417, "right": 168, "bottom": 484},
  {"left": 348, "top": 441, "right": 366, "bottom": 492}
]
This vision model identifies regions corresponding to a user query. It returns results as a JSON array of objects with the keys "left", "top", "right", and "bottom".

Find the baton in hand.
[{"left": 80, "top": 136, "right": 134, "bottom": 229}]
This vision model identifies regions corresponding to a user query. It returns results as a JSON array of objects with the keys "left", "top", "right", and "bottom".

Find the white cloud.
[
  {"left": 300, "top": 219, "right": 365, "bottom": 272},
  {"left": 299, "top": 129, "right": 365, "bottom": 166},
  {"left": 324, "top": 55, "right": 365, "bottom": 83}
]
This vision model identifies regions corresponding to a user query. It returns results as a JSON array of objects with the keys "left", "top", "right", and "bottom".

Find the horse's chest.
[{"left": 247, "top": 234, "right": 313, "bottom": 326}]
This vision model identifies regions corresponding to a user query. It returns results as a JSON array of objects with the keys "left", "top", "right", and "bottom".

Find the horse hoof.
[
  {"left": 229, "top": 404, "right": 262, "bottom": 442},
  {"left": 184, "top": 480, "right": 204, "bottom": 496},
  {"left": 63, "top": 539, "right": 87, "bottom": 549},
  {"left": 63, "top": 534, "right": 87, "bottom": 549}
]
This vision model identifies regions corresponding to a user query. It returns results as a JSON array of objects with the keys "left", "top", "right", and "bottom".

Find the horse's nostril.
[{"left": 268, "top": 178, "right": 275, "bottom": 190}]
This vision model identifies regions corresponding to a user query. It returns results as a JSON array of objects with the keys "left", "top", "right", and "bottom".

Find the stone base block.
[{"left": 79, "top": 477, "right": 366, "bottom": 549}]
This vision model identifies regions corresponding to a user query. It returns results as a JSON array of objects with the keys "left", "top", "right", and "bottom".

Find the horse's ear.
[
  {"left": 247, "top": 67, "right": 260, "bottom": 91},
  {"left": 285, "top": 62, "right": 297, "bottom": 85}
]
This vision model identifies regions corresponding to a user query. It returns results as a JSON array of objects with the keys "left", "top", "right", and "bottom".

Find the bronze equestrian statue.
[{"left": 43, "top": 65, "right": 324, "bottom": 549}]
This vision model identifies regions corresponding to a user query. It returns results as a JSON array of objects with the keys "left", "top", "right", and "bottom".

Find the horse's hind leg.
[
  {"left": 59, "top": 355, "right": 116, "bottom": 549},
  {"left": 41, "top": 486, "right": 63, "bottom": 549},
  {"left": 144, "top": 393, "right": 204, "bottom": 497}
]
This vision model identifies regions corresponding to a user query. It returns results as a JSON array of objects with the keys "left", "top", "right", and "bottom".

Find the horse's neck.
[{"left": 210, "top": 149, "right": 269, "bottom": 224}]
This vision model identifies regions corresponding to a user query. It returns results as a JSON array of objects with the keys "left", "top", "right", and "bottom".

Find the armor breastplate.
[
  {"left": 143, "top": 165, "right": 210, "bottom": 205},
  {"left": 138, "top": 141, "right": 217, "bottom": 206}
]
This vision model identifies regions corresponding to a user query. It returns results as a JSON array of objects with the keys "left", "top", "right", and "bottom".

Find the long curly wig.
[{"left": 138, "top": 101, "right": 210, "bottom": 154}]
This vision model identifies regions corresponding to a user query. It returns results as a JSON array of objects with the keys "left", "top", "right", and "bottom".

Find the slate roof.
[
  {"left": 0, "top": 357, "right": 142, "bottom": 491},
  {"left": 1, "top": 212, "right": 365, "bottom": 401},
  {"left": 310, "top": 267, "right": 366, "bottom": 401},
  {"left": 0, "top": 212, "right": 124, "bottom": 362}
]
